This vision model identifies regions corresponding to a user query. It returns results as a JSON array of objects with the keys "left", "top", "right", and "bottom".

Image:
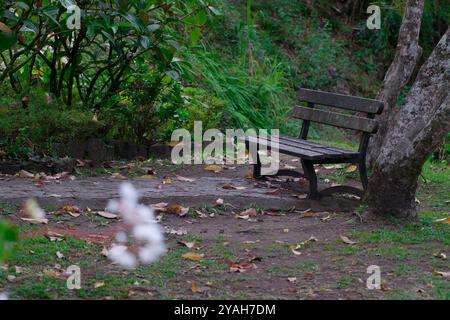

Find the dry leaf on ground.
[
  {"left": 182, "top": 252, "right": 203, "bottom": 262},
  {"left": 165, "top": 204, "right": 189, "bottom": 217},
  {"left": 340, "top": 235, "right": 357, "bottom": 245},
  {"left": 434, "top": 217, "right": 450, "bottom": 225},
  {"left": 96, "top": 211, "right": 118, "bottom": 219},
  {"left": 205, "top": 165, "right": 222, "bottom": 172},
  {"left": 432, "top": 271, "right": 450, "bottom": 279},
  {"left": 176, "top": 175, "right": 195, "bottom": 182}
]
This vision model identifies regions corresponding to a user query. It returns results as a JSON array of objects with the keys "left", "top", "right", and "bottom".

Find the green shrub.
[{"left": 0, "top": 86, "right": 103, "bottom": 158}]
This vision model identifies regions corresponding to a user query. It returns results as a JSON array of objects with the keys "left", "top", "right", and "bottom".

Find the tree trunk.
[
  {"left": 366, "top": 28, "right": 450, "bottom": 218},
  {"left": 367, "top": 0, "right": 425, "bottom": 167}
]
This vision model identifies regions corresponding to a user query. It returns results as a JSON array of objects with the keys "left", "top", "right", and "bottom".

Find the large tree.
[
  {"left": 367, "top": 0, "right": 425, "bottom": 166},
  {"left": 366, "top": 28, "right": 449, "bottom": 217}
]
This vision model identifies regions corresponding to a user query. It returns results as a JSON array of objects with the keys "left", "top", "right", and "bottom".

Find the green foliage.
[
  {"left": 0, "top": 0, "right": 218, "bottom": 106},
  {"left": 0, "top": 85, "right": 103, "bottom": 158},
  {"left": 0, "top": 220, "right": 18, "bottom": 262}
]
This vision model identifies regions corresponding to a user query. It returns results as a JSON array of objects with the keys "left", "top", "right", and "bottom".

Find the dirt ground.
[{"left": 0, "top": 156, "right": 448, "bottom": 300}]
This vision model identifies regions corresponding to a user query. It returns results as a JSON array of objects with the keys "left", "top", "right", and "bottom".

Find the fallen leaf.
[
  {"left": 48, "top": 193, "right": 62, "bottom": 198},
  {"left": 96, "top": 211, "right": 118, "bottom": 219},
  {"left": 76, "top": 159, "right": 86, "bottom": 167},
  {"left": 165, "top": 204, "right": 189, "bottom": 217},
  {"left": 152, "top": 202, "right": 169, "bottom": 211},
  {"left": 45, "top": 231, "right": 64, "bottom": 242},
  {"left": 291, "top": 249, "right": 302, "bottom": 256},
  {"left": 432, "top": 271, "right": 450, "bottom": 279},
  {"left": 287, "top": 277, "right": 297, "bottom": 283},
  {"left": 434, "top": 252, "right": 447, "bottom": 260},
  {"left": 14, "top": 266, "right": 23, "bottom": 274},
  {"left": 265, "top": 188, "right": 281, "bottom": 195},
  {"left": 43, "top": 269, "right": 61, "bottom": 278},
  {"left": 247, "top": 254, "right": 262, "bottom": 262},
  {"left": 140, "top": 174, "right": 156, "bottom": 180},
  {"left": 7, "top": 275, "right": 16, "bottom": 282},
  {"left": 19, "top": 170, "right": 34, "bottom": 178},
  {"left": 178, "top": 241, "right": 195, "bottom": 249},
  {"left": 214, "top": 198, "right": 224, "bottom": 206},
  {"left": 346, "top": 165, "right": 358, "bottom": 173},
  {"left": 340, "top": 235, "right": 357, "bottom": 245},
  {"left": 229, "top": 262, "right": 254, "bottom": 273},
  {"left": 111, "top": 172, "right": 127, "bottom": 180},
  {"left": 176, "top": 175, "right": 195, "bottom": 182},
  {"left": 190, "top": 281, "right": 203, "bottom": 293},
  {"left": 163, "top": 177, "right": 172, "bottom": 184},
  {"left": 238, "top": 208, "right": 258, "bottom": 218},
  {"left": 94, "top": 281, "right": 105, "bottom": 289},
  {"left": 182, "top": 252, "right": 203, "bottom": 262},
  {"left": 205, "top": 165, "right": 222, "bottom": 173},
  {"left": 20, "top": 217, "right": 48, "bottom": 224},
  {"left": 434, "top": 217, "right": 450, "bottom": 225},
  {"left": 222, "top": 184, "right": 246, "bottom": 190},
  {"left": 60, "top": 204, "right": 81, "bottom": 215}
]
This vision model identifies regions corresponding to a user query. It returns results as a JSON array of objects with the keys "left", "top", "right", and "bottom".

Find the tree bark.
[
  {"left": 367, "top": 0, "right": 425, "bottom": 167},
  {"left": 366, "top": 28, "right": 450, "bottom": 218}
]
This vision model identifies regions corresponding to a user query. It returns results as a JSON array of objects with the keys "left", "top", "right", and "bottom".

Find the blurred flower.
[
  {"left": 107, "top": 183, "right": 166, "bottom": 269},
  {"left": 24, "top": 199, "right": 46, "bottom": 220}
]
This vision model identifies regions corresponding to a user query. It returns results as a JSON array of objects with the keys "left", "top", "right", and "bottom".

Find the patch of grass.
[
  {"left": 266, "top": 242, "right": 291, "bottom": 257},
  {"left": 367, "top": 245, "right": 409, "bottom": 259},
  {"left": 0, "top": 202, "right": 17, "bottom": 216},
  {"left": 9, "top": 236, "right": 101, "bottom": 266},
  {"left": 386, "top": 288, "right": 420, "bottom": 300},
  {"left": 352, "top": 214, "right": 450, "bottom": 246},
  {"left": 267, "top": 260, "right": 319, "bottom": 275},
  {"left": 417, "top": 160, "right": 450, "bottom": 213},
  {"left": 336, "top": 276, "right": 351, "bottom": 289},
  {"left": 11, "top": 276, "right": 69, "bottom": 300},
  {"left": 210, "top": 234, "right": 235, "bottom": 260}
]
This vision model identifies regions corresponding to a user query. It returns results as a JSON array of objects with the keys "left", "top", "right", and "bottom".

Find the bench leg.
[
  {"left": 358, "top": 159, "right": 368, "bottom": 192},
  {"left": 301, "top": 160, "right": 319, "bottom": 199},
  {"left": 253, "top": 161, "right": 261, "bottom": 179}
]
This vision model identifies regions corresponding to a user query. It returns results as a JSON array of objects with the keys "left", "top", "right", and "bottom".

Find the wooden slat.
[
  {"left": 280, "top": 137, "right": 356, "bottom": 156},
  {"left": 298, "top": 88, "right": 384, "bottom": 114},
  {"left": 246, "top": 136, "right": 325, "bottom": 160},
  {"left": 291, "top": 106, "right": 379, "bottom": 133},
  {"left": 277, "top": 137, "right": 345, "bottom": 158}
]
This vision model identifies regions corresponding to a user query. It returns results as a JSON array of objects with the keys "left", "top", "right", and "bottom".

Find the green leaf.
[
  {"left": 190, "top": 27, "right": 201, "bottom": 45},
  {"left": 0, "top": 31, "right": 17, "bottom": 53}
]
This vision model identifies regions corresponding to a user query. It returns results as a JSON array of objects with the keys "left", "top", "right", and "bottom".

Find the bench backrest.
[{"left": 293, "top": 89, "right": 384, "bottom": 135}]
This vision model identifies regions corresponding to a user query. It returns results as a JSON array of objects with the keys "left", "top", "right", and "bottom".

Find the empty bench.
[{"left": 247, "top": 88, "right": 384, "bottom": 199}]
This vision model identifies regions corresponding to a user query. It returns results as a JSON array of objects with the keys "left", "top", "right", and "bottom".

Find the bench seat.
[{"left": 247, "top": 136, "right": 359, "bottom": 162}]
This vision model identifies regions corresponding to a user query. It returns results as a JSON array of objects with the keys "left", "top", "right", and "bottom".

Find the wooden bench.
[{"left": 247, "top": 88, "right": 384, "bottom": 199}]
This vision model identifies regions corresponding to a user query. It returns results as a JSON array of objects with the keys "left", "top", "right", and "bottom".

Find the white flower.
[
  {"left": 108, "top": 245, "right": 137, "bottom": 269},
  {"left": 24, "top": 199, "right": 46, "bottom": 220},
  {"left": 107, "top": 183, "right": 166, "bottom": 269}
]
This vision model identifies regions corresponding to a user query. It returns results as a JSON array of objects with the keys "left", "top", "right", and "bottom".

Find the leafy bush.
[
  {"left": 0, "top": 85, "right": 103, "bottom": 158},
  {"left": 0, "top": 0, "right": 218, "bottom": 107}
]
